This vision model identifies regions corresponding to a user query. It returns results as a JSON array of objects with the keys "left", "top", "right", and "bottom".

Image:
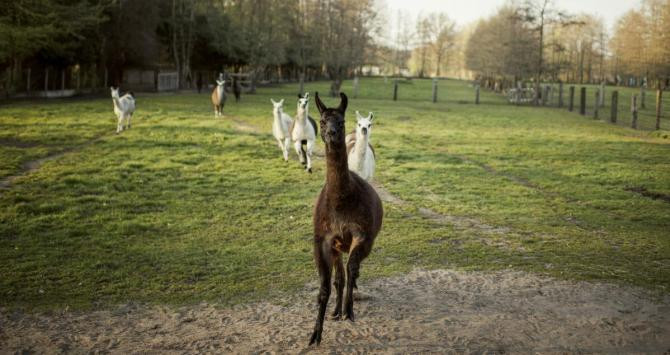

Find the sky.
[{"left": 381, "top": 0, "right": 638, "bottom": 42}]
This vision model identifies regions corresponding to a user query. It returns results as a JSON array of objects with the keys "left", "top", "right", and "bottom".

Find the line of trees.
[
  {"left": 0, "top": 0, "right": 380, "bottom": 96},
  {"left": 1, "top": 0, "right": 667, "bottom": 97},
  {"left": 463, "top": 0, "right": 670, "bottom": 89}
]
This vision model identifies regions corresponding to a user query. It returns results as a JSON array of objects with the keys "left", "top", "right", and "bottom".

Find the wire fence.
[{"left": 506, "top": 83, "right": 670, "bottom": 131}]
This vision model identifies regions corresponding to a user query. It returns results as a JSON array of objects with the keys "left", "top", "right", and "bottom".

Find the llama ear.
[
  {"left": 279, "top": 99, "right": 284, "bottom": 105},
  {"left": 304, "top": 92, "right": 310, "bottom": 101},
  {"left": 271, "top": 99, "right": 277, "bottom": 104},
  {"left": 314, "top": 92, "right": 326, "bottom": 115},
  {"left": 355, "top": 110, "right": 363, "bottom": 120},
  {"left": 337, "top": 92, "right": 348, "bottom": 114},
  {"left": 368, "top": 112, "right": 374, "bottom": 121},
  {"left": 297, "top": 93, "right": 302, "bottom": 99}
]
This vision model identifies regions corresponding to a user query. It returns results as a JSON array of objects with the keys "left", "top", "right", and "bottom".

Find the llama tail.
[{"left": 300, "top": 139, "right": 307, "bottom": 165}]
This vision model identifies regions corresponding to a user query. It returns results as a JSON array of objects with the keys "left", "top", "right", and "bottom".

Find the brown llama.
[{"left": 308, "top": 92, "right": 383, "bottom": 346}]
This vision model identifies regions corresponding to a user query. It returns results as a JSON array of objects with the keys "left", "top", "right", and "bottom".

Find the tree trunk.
[{"left": 172, "top": 0, "right": 181, "bottom": 89}]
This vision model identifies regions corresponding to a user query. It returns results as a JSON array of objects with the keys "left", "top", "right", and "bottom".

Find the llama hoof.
[
  {"left": 330, "top": 311, "right": 342, "bottom": 320},
  {"left": 308, "top": 329, "right": 321, "bottom": 346},
  {"left": 344, "top": 309, "right": 355, "bottom": 322},
  {"left": 307, "top": 168, "right": 312, "bottom": 173}
]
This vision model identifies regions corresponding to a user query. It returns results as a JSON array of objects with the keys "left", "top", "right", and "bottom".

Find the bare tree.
[
  {"left": 517, "top": 0, "right": 575, "bottom": 103},
  {"left": 415, "top": 15, "right": 431, "bottom": 78},
  {"left": 425, "top": 13, "right": 455, "bottom": 77}
]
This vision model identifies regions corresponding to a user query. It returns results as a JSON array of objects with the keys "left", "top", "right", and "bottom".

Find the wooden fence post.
[
  {"left": 579, "top": 87, "right": 586, "bottom": 115},
  {"left": 542, "top": 85, "right": 549, "bottom": 105},
  {"left": 44, "top": 68, "right": 49, "bottom": 91},
  {"left": 611, "top": 91, "right": 618, "bottom": 123},
  {"left": 353, "top": 76, "right": 359, "bottom": 98},
  {"left": 568, "top": 86, "right": 575, "bottom": 111},
  {"left": 599, "top": 82, "right": 605, "bottom": 107},
  {"left": 392, "top": 79, "right": 398, "bottom": 101},
  {"left": 475, "top": 85, "right": 480, "bottom": 104},
  {"left": 104, "top": 67, "right": 108, "bottom": 88},
  {"left": 61, "top": 69, "right": 65, "bottom": 91},
  {"left": 432, "top": 78, "right": 437, "bottom": 103},
  {"left": 631, "top": 94, "right": 638, "bottom": 129},
  {"left": 593, "top": 90, "right": 599, "bottom": 119},
  {"left": 558, "top": 82, "right": 564, "bottom": 107},
  {"left": 656, "top": 85, "right": 663, "bottom": 130},
  {"left": 640, "top": 86, "right": 646, "bottom": 109}
]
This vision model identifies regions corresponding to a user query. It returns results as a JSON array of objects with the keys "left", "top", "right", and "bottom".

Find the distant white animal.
[
  {"left": 271, "top": 99, "right": 294, "bottom": 161},
  {"left": 110, "top": 86, "right": 135, "bottom": 134},
  {"left": 346, "top": 111, "right": 376, "bottom": 181},
  {"left": 212, "top": 79, "right": 227, "bottom": 117},
  {"left": 291, "top": 92, "right": 318, "bottom": 173}
]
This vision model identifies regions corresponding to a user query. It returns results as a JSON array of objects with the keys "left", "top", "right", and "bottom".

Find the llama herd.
[
  {"left": 110, "top": 84, "right": 381, "bottom": 347},
  {"left": 271, "top": 92, "right": 376, "bottom": 180}
]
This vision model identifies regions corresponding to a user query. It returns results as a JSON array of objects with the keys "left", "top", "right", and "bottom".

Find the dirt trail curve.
[
  {"left": 2, "top": 269, "right": 669, "bottom": 353},
  {"left": 0, "top": 134, "right": 108, "bottom": 191}
]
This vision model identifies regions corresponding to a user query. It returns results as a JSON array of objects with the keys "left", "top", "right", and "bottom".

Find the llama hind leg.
[
  {"left": 126, "top": 113, "right": 132, "bottom": 130},
  {"left": 309, "top": 239, "right": 333, "bottom": 346},
  {"left": 331, "top": 255, "right": 344, "bottom": 320}
]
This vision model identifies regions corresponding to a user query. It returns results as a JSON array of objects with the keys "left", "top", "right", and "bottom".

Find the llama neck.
[
  {"left": 353, "top": 133, "right": 369, "bottom": 157},
  {"left": 273, "top": 109, "right": 283, "bottom": 124},
  {"left": 325, "top": 140, "right": 351, "bottom": 200},
  {"left": 297, "top": 107, "right": 308, "bottom": 123},
  {"left": 217, "top": 86, "right": 223, "bottom": 101},
  {"left": 112, "top": 97, "right": 122, "bottom": 109}
]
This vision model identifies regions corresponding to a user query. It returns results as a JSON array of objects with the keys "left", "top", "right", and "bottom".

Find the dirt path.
[
  {"left": 2, "top": 269, "right": 669, "bottom": 353},
  {"left": 0, "top": 134, "right": 108, "bottom": 191},
  {"left": 373, "top": 183, "right": 510, "bottom": 236}
]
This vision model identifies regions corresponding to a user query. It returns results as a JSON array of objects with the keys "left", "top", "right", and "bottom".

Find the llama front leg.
[
  {"left": 283, "top": 138, "right": 291, "bottom": 161},
  {"left": 331, "top": 255, "right": 344, "bottom": 320},
  {"left": 309, "top": 240, "right": 333, "bottom": 346},
  {"left": 344, "top": 236, "right": 370, "bottom": 322},
  {"left": 305, "top": 139, "right": 314, "bottom": 173},
  {"left": 116, "top": 114, "right": 123, "bottom": 133},
  {"left": 293, "top": 140, "right": 305, "bottom": 165}
]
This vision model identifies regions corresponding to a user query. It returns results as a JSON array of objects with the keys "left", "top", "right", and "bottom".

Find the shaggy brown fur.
[
  {"left": 211, "top": 82, "right": 226, "bottom": 116},
  {"left": 308, "top": 92, "right": 383, "bottom": 346}
]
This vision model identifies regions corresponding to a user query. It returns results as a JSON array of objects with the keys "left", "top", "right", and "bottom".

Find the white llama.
[
  {"left": 110, "top": 87, "right": 136, "bottom": 134},
  {"left": 346, "top": 111, "right": 376, "bottom": 181},
  {"left": 271, "top": 99, "right": 294, "bottom": 161},
  {"left": 211, "top": 79, "right": 227, "bottom": 117},
  {"left": 291, "top": 92, "right": 318, "bottom": 173}
]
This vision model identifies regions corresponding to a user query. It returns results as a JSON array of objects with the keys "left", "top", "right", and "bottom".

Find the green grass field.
[{"left": 1, "top": 78, "right": 669, "bottom": 311}]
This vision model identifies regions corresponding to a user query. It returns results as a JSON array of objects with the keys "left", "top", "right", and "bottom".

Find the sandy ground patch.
[{"left": 2, "top": 269, "right": 669, "bottom": 354}]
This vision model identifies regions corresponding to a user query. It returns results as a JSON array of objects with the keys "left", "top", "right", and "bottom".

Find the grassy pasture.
[{"left": 1, "top": 78, "right": 669, "bottom": 311}]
